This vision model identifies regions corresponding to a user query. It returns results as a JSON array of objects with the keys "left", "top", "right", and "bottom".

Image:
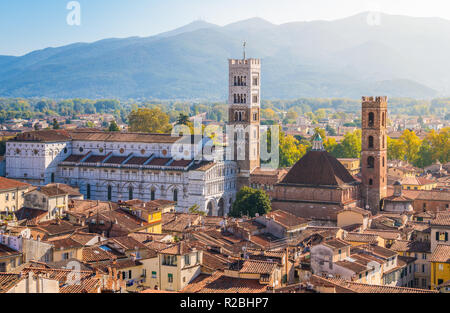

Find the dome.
[{"left": 281, "top": 150, "right": 357, "bottom": 186}]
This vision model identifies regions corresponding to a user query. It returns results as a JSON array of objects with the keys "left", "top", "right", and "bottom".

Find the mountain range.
[{"left": 1, "top": 12, "right": 450, "bottom": 100}]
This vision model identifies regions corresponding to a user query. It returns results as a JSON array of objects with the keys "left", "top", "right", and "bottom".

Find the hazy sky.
[{"left": 2, "top": 0, "right": 450, "bottom": 56}]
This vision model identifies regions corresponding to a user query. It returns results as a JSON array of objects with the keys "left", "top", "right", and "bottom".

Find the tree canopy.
[
  {"left": 128, "top": 107, "right": 172, "bottom": 134},
  {"left": 229, "top": 187, "right": 272, "bottom": 218}
]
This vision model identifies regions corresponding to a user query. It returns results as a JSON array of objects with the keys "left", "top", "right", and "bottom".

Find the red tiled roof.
[
  {"left": 125, "top": 156, "right": 152, "bottom": 165},
  {"left": 169, "top": 159, "right": 193, "bottom": 167},
  {"left": 0, "top": 177, "right": 30, "bottom": 190},
  {"left": 104, "top": 156, "right": 128, "bottom": 164},
  {"left": 63, "top": 154, "right": 85, "bottom": 163},
  {"left": 239, "top": 260, "right": 277, "bottom": 274},
  {"left": 281, "top": 150, "right": 357, "bottom": 186},
  {"left": 431, "top": 244, "right": 450, "bottom": 263},
  {"left": 431, "top": 211, "right": 450, "bottom": 227},
  {"left": 83, "top": 154, "right": 109, "bottom": 163},
  {"left": 182, "top": 272, "right": 268, "bottom": 293},
  {"left": 147, "top": 157, "right": 171, "bottom": 166}
]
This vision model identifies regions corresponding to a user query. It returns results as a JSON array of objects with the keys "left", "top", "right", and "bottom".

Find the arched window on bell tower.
[
  {"left": 368, "top": 112, "right": 375, "bottom": 127},
  {"left": 367, "top": 156, "right": 375, "bottom": 168},
  {"left": 368, "top": 136, "right": 374, "bottom": 148}
]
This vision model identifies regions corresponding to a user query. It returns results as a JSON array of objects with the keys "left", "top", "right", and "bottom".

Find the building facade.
[{"left": 5, "top": 57, "right": 266, "bottom": 217}]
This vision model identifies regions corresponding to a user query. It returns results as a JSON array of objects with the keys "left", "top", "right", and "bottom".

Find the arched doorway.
[
  {"left": 218, "top": 198, "right": 225, "bottom": 217},
  {"left": 207, "top": 201, "right": 214, "bottom": 216}
]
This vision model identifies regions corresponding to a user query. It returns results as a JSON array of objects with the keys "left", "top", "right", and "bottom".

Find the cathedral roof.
[{"left": 280, "top": 150, "right": 357, "bottom": 187}]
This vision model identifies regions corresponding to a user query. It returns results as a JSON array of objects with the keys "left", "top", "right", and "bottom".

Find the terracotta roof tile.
[
  {"left": 431, "top": 244, "right": 450, "bottom": 263},
  {"left": 0, "top": 177, "right": 30, "bottom": 190},
  {"left": 281, "top": 150, "right": 357, "bottom": 186}
]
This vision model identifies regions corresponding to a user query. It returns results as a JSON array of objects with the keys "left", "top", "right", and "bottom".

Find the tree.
[
  {"left": 188, "top": 204, "right": 206, "bottom": 216},
  {"left": 387, "top": 136, "right": 407, "bottom": 161},
  {"left": 108, "top": 120, "right": 120, "bottom": 132},
  {"left": 326, "top": 124, "right": 337, "bottom": 136},
  {"left": 279, "top": 131, "right": 308, "bottom": 168},
  {"left": 229, "top": 187, "right": 271, "bottom": 218},
  {"left": 328, "top": 129, "right": 361, "bottom": 158},
  {"left": 176, "top": 113, "right": 190, "bottom": 126},
  {"left": 262, "top": 108, "right": 279, "bottom": 121},
  {"left": 128, "top": 107, "right": 172, "bottom": 134},
  {"left": 52, "top": 118, "right": 60, "bottom": 130},
  {"left": 399, "top": 129, "right": 422, "bottom": 164}
]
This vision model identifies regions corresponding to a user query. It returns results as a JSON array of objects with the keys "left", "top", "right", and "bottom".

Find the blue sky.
[{"left": 2, "top": 0, "right": 450, "bottom": 56}]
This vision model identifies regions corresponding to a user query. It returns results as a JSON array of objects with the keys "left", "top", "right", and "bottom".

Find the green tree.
[
  {"left": 108, "top": 120, "right": 120, "bottom": 132},
  {"left": 128, "top": 107, "right": 172, "bottom": 134},
  {"left": 176, "top": 113, "right": 190, "bottom": 126},
  {"left": 279, "top": 132, "right": 307, "bottom": 168},
  {"left": 229, "top": 187, "right": 271, "bottom": 218},
  {"left": 52, "top": 118, "right": 60, "bottom": 130},
  {"left": 188, "top": 204, "right": 206, "bottom": 216}
]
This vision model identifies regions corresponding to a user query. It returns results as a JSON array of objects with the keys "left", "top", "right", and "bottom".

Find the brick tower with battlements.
[
  {"left": 361, "top": 96, "right": 388, "bottom": 214},
  {"left": 227, "top": 56, "right": 261, "bottom": 189}
]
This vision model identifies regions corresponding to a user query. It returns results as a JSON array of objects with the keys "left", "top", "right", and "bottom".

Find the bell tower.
[
  {"left": 361, "top": 96, "right": 388, "bottom": 214},
  {"left": 227, "top": 50, "right": 261, "bottom": 189}
]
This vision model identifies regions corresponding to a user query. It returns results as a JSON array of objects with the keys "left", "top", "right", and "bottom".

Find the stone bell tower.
[
  {"left": 227, "top": 49, "right": 261, "bottom": 189},
  {"left": 361, "top": 96, "right": 388, "bottom": 214}
]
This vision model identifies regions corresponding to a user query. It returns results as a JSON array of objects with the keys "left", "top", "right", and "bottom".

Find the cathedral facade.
[{"left": 5, "top": 56, "right": 263, "bottom": 217}]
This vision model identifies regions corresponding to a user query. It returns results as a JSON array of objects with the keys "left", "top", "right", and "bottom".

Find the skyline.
[{"left": 2, "top": 0, "right": 450, "bottom": 56}]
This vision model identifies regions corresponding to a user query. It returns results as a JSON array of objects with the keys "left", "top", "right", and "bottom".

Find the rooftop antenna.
[{"left": 243, "top": 41, "right": 246, "bottom": 60}]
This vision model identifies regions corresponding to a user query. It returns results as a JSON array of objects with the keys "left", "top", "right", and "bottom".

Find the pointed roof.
[{"left": 281, "top": 150, "right": 357, "bottom": 186}]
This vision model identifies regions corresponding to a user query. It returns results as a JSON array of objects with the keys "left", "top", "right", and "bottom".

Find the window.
[
  {"left": 439, "top": 264, "right": 444, "bottom": 271},
  {"left": 51, "top": 173, "right": 55, "bottom": 183},
  {"left": 185, "top": 254, "right": 190, "bottom": 266},
  {"left": 128, "top": 270, "right": 132, "bottom": 279},
  {"left": 368, "top": 112, "right": 374, "bottom": 127},
  {"left": 0, "top": 263, "right": 6, "bottom": 272},
  {"left": 107, "top": 185, "right": 112, "bottom": 201},
  {"left": 62, "top": 252, "right": 70, "bottom": 260},
  {"left": 151, "top": 188, "right": 156, "bottom": 201},
  {"left": 162, "top": 255, "right": 177, "bottom": 266},
  {"left": 367, "top": 156, "right": 375, "bottom": 168},
  {"left": 422, "top": 264, "right": 425, "bottom": 273},
  {"left": 168, "top": 273, "right": 173, "bottom": 283},
  {"left": 173, "top": 189, "right": 178, "bottom": 202},
  {"left": 422, "top": 253, "right": 427, "bottom": 260},
  {"left": 152, "top": 271, "right": 157, "bottom": 278},
  {"left": 369, "top": 179, "right": 373, "bottom": 186},
  {"left": 368, "top": 136, "right": 374, "bottom": 148},
  {"left": 87, "top": 184, "right": 91, "bottom": 199},
  {"left": 129, "top": 187, "right": 133, "bottom": 200},
  {"left": 436, "top": 231, "right": 448, "bottom": 242}
]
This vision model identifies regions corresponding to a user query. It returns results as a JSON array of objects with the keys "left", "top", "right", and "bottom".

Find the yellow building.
[
  {"left": 47, "top": 237, "right": 83, "bottom": 262},
  {"left": 338, "top": 158, "right": 360, "bottom": 175},
  {"left": 0, "top": 177, "right": 30, "bottom": 218},
  {"left": 430, "top": 244, "right": 450, "bottom": 290},
  {"left": 401, "top": 176, "right": 437, "bottom": 191},
  {"left": 0, "top": 243, "right": 23, "bottom": 272},
  {"left": 121, "top": 199, "right": 175, "bottom": 234}
]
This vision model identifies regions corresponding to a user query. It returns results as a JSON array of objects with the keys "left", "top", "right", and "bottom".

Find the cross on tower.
[{"left": 243, "top": 41, "right": 246, "bottom": 60}]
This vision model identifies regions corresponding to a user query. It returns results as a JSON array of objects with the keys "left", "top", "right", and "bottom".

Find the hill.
[{"left": 0, "top": 13, "right": 446, "bottom": 100}]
